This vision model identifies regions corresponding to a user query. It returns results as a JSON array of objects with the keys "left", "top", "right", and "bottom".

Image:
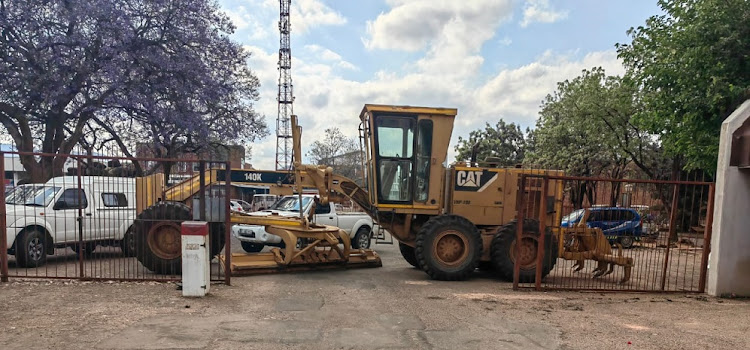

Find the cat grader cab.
[{"left": 133, "top": 104, "right": 563, "bottom": 282}]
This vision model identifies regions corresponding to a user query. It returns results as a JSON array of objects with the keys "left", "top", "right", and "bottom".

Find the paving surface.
[{"left": 1, "top": 240, "right": 750, "bottom": 349}]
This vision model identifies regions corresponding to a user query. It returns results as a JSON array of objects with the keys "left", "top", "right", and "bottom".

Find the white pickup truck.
[
  {"left": 4, "top": 176, "right": 136, "bottom": 267},
  {"left": 232, "top": 195, "right": 374, "bottom": 253}
]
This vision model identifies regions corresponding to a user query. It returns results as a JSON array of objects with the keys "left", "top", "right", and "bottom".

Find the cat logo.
[
  {"left": 456, "top": 171, "right": 483, "bottom": 187},
  {"left": 454, "top": 170, "right": 498, "bottom": 192}
]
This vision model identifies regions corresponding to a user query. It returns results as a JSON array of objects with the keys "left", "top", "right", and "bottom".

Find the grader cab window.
[{"left": 376, "top": 116, "right": 415, "bottom": 203}]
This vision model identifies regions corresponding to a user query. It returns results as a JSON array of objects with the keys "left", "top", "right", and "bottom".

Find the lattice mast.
[{"left": 275, "top": 0, "right": 294, "bottom": 170}]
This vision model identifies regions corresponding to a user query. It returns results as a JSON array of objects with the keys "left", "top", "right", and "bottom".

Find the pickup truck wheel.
[
  {"left": 241, "top": 242, "right": 264, "bottom": 253},
  {"left": 16, "top": 229, "right": 48, "bottom": 268},
  {"left": 71, "top": 242, "right": 96, "bottom": 258},
  {"left": 398, "top": 242, "right": 419, "bottom": 268},
  {"left": 352, "top": 226, "right": 372, "bottom": 249}
]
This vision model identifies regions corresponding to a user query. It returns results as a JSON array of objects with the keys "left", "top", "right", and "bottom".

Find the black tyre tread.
[
  {"left": 16, "top": 229, "right": 47, "bottom": 268},
  {"left": 241, "top": 242, "right": 264, "bottom": 253},
  {"left": 619, "top": 235, "right": 634, "bottom": 249},
  {"left": 71, "top": 242, "right": 97, "bottom": 257},
  {"left": 120, "top": 228, "right": 136, "bottom": 257},
  {"left": 477, "top": 261, "right": 494, "bottom": 272},
  {"left": 415, "top": 215, "right": 482, "bottom": 281},
  {"left": 491, "top": 219, "right": 557, "bottom": 283},
  {"left": 351, "top": 226, "right": 371, "bottom": 249},
  {"left": 398, "top": 242, "right": 419, "bottom": 268}
]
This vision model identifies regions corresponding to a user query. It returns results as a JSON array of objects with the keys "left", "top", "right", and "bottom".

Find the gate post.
[
  {"left": 224, "top": 161, "right": 232, "bottom": 286},
  {"left": 0, "top": 152, "right": 8, "bottom": 282},
  {"left": 513, "top": 175, "right": 527, "bottom": 290},
  {"left": 535, "top": 177, "right": 548, "bottom": 291},
  {"left": 699, "top": 184, "right": 715, "bottom": 292}
]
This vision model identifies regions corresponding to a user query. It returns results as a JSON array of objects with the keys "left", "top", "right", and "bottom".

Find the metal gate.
[
  {"left": 515, "top": 174, "right": 714, "bottom": 293},
  {"left": 0, "top": 151, "right": 231, "bottom": 284}
]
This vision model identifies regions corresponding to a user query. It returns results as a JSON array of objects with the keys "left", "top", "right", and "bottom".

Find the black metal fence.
[
  {"left": 515, "top": 174, "right": 714, "bottom": 293},
  {"left": 0, "top": 151, "right": 232, "bottom": 284}
]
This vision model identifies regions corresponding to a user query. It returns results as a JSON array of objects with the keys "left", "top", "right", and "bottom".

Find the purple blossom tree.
[{"left": 0, "top": 0, "right": 267, "bottom": 182}]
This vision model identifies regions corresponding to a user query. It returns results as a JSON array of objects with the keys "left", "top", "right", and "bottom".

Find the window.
[
  {"left": 55, "top": 189, "right": 88, "bottom": 210},
  {"left": 414, "top": 120, "right": 433, "bottom": 202},
  {"left": 101, "top": 193, "right": 128, "bottom": 207},
  {"left": 314, "top": 203, "right": 331, "bottom": 214},
  {"left": 377, "top": 117, "right": 413, "bottom": 158},
  {"left": 376, "top": 116, "right": 415, "bottom": 203}
]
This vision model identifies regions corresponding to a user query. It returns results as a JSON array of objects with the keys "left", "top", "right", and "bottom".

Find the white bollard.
[{"left": 181, "top": 221, "right": 211, "bottom": 297}]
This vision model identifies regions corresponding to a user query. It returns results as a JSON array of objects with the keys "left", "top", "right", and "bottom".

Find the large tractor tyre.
[
  {"left": 120, "top": 227, "right": 136, "bottom": 257},
  {"left": 134, "top": 202, "right": 191, "bottom": 275},
  {"left": 351, "top": 226, "right": 372, "bottom": 249},
  {"left": 477, "top": 261, "right": 494, "bottom": 272},
  {"left": 415, "top": 215, "right": 482, "bottom": 281},
  {"left": 208, "top": 222, "right": 227, "bottom": 258},
  {"left": 134, "top": 203, "right": 228, "bottom": 275},
  {"left": 491, "top": 219, "right": 558, "bottom": 283},
  {"left": 398, "top": 242, "right": 419, "bottom": 268},
  {"left": 15, "top": 229, "right": 49, "bottom": 268}
]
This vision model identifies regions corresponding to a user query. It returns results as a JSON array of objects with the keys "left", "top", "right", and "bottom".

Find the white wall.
[{"left": 708, "top": 99, "right": 750, "bottom": 296}]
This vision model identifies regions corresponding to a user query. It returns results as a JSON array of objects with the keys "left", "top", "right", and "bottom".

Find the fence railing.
[
  {"left": 0, "top": 151, "right": 232, "bottom": 284},
  {"left": 515, "top": 174, "right": 714, "bottom": 293}
]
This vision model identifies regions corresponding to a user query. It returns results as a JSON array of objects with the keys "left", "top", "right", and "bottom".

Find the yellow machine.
[
  {"left": 561, "top": 209, "right": 634, "bottom": 283},
  {"left": 134, "top": 104, "right": 564, "bottom": 282}
]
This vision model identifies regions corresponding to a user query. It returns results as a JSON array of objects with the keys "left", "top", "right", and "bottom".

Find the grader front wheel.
[{"left": 415, "top": 215, "right": 482, "bottom": 281}]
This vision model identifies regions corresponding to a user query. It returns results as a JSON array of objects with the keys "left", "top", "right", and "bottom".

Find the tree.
[
  {"left": 616, "top": 0, "right": 750, "bottom": 173},
  {"left": 307, "top": 128, "right": 361, "bottom": 182},
  {"left": 0, "top": 0, "right": 266, "bottom": 182},
  {"left": 454, "top": 120, "right": 528, "bottom": 166},
  {"left": 526, "top": 68, "right": 665, "bottom": 207}
]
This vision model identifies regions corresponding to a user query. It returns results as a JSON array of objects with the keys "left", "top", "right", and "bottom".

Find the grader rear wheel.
[
  {"left": 491, "top": 219, "right": 557, "bottom": 283},
  {"left": 134, "top": 202, "right": 226, "bottom": 275},
  {"left": 398, "top": 242, "right": 419, "bottom": 268},
  {"left": 415, "top": 215, "right": 482, "bottom": 281}
]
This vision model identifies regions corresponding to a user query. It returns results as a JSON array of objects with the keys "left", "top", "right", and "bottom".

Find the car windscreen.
[
  {"left": 5, "top": 185, "right": 42, "bottom": 205},
  {"left": 24, "top": 186, "right": 61, "bottom": 207},
  {"left": 562, "top": 209, "right": 584, "bottom": 222},
  {"left": 270, "top": 196, "right": 313, "bottom": 212}
]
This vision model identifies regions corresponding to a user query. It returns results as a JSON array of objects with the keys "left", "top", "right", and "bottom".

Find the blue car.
[{"left": 560, "top": 207, "right": 643, "bottom": 248}]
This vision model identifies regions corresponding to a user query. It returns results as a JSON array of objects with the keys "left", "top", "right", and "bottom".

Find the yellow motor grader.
[{"left": 133, "top": 105, "right": 570, "bottom": 282}]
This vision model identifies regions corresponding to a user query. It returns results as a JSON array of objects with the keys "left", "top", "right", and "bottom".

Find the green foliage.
[
  {"left": 454, "top": 120, "right": 528, "bottom": 166},
  {"left": 307, "top": 128, "right": 362, "bottom": 181},
  {"left": 616, "top": 0, "right": 750, "bottom": 173}
]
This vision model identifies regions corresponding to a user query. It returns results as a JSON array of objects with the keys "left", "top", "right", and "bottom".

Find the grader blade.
[{"left": 222, "top": 223, "right": 382, "bottom": 276}]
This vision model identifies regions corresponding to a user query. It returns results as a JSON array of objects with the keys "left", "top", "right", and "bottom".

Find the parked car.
[
  {"left": 5, "top": 176, "right": 136, "bottom": 267},
  {"left": 251, "top": 194, "right": 278, "bottom": 211},
  {"left": 560, "top": 207, "right": 643, "bottom": 248},
  {"left": 230, "top": 200, "right": 246, "bottom": 212},
  {"left": 232, "top": 194, "right": 374, "bottom": 252},
  {"left": 233, "top": 199, "right": 253, "bottom": 211}
]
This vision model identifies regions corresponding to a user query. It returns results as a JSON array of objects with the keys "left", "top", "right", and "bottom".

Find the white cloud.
[
  {"left": 241, "top": 1, "right": 618, "bottom": 169},
  {"left": 520, "top": 0, "right": 569, "bottom": 27},
  {"left": 364, "top": 0, "right": 513, "bottom": 53},
  {"left": 498, "top": 36, "right": 513, "bottom": 46},
  {"left": 293, "top": 0, "right": 347, "bottom": 34},
  {"left": 304, "top": 44, "right": 359, "bottom": 70}
]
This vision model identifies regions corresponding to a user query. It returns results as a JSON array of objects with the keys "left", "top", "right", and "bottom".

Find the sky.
[{"left": 217, "top": 0, "right": 663, "bottom": 169}]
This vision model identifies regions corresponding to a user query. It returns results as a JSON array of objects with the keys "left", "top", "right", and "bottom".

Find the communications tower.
[{"left": 275, "top": 0, "right": 294, "bottom": 170}]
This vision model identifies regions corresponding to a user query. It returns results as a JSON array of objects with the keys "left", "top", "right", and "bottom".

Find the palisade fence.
[
  {"left": 0, "top": 151, "right": 232, "bottom": 284},
  {"left": 514, "top": 174, "right": 714, "bottom": 293}
]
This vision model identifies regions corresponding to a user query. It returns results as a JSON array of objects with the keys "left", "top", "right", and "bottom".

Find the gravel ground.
[{"left": 1, "top": 241, "right": 749, "bottom": 350}]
